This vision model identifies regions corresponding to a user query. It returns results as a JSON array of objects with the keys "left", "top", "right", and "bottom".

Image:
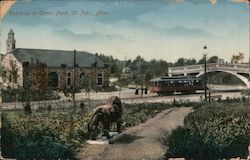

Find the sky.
[{"left": 0, "top": 0, "right": 249, "bottom": 63}]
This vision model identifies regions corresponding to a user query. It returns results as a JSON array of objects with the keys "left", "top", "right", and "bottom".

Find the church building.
[{"left": 1, "top": 29, "right": 109, "bottom": 91}]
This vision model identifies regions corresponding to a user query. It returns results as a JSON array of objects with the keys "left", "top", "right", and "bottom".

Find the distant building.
[{"left": 1, "top": 29, "right": 109, "bottom": 90}]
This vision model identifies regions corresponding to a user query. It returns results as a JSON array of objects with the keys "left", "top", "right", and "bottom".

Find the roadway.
[
  {"left": 74, "top": 86, "right": 245, "bottom": 104},
  {"left": 0, "top": 86, "right": 247, "bottom": 110}
]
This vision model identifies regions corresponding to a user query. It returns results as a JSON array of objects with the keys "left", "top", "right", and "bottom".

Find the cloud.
[
  {"left": 230, "top": 0, "right": 250, "bottom": 4},
  {"left": 53, "top": 28, "right": 128, "bottom": 42},
  {"left": 162, "top": 25, "right": 214, "bottom": 38}
]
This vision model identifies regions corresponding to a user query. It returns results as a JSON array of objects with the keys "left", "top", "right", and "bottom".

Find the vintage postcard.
[{"left": 0, "top": 0, "right": 250, "bottom": 159}]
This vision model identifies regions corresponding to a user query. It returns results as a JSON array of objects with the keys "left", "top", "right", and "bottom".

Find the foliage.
[
  {"left": 1, "top": 87, "right": 60, "bottom": 102},
  {"left": 174, "top": 58, "right": 196, "bottom": 67},
  {"left": 207, "top": 56, "right": 218, "bottom": 63},
  {"left": 0, "top": 64, "right": 7, "bottom": 81},
  {"left": 1, "top": 112, "right": 76, "bottom": 159},
  {"left": 2, "top": 102, "right": 170, "bottom": 159},
  {"left": 29, "top": 59, "right": 47, "bottom": 91},
  {"left": 24, "top": 102, "right": 32, "bottom": 115},
  {"left": 96, "top": 53, "right": 228, "bottom": 87},
  {"left": 96, "top": 54, "right": 170, "bottom": 82},
  {"left": 197, "top": 56, "right": 206, "bottom": 64},
  {"left": 241, "top": 89, "right": 250, "bottom": 96},
  {"left": 79, "top": 101, "right": 85, "bottom": 110},
  {"left": 231, "top": 52, "right": 244, "bottom": 64},
  {"left": 79, "top": 73, "right": 94, "bottom": 108},
  {"left": 122, "top": 103, "right": 170, "bottom": 128},
  {"left": 9, "top": 59, "right": 19, "bottom": 84},
  {"left": 166, "top": 104, "right": 250, "bottom": 159}
]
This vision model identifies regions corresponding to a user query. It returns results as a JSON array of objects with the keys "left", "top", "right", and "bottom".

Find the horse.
[{"left": 88, "top": 96, "right": 122, "bottom": 139}]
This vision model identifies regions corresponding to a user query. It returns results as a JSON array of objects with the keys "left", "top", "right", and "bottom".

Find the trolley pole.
[{"left": 203, "top": 45, "right": 208, "bottom": 102}]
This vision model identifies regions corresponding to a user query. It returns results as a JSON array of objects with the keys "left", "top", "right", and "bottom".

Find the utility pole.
[
  {"left": 94, "top": 60, "right": 97, "bottom": 91},
  {"left": 248, "top": 48, "right": 250, "bottom": 80},
  {"left": 73, "top": 49, "right": 76, "bottom": 107},
  {"left": 203, "top": 45, "right": 208, "bottom": 102},
  {"left": 140, "top": 59, "right": 143, "bottom": 98},
  {"left": 248, "top": 48, "right": 250, "bottom": 101}
]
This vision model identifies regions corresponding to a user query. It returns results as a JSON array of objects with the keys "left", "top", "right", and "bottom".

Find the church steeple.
[{"left": 6, "top": 28, "right": 16, "bottom": 53}]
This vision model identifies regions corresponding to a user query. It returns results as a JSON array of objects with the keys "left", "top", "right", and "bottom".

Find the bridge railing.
[{"left": 169, "top": 63, "right": 250, "bottom": 74}]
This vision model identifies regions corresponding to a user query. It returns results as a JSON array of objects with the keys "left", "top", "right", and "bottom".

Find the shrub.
[
  {"left": 24, "top": 102, "right": 32, "bottom": 114},
  {"left": 166, "top": 105, "right": 250, "bottom": 159},
  {"left": 2, "top": 102, "right": 170, "bottom": 159},
  {"left": 166, "top": 127, "right": 205, "bottom": 159},
  {"left": 79, "top": 101, "right": 85, "bottom": 110},
  {"left": 1, "top": 88, "right": 60, "bottom": 102},
  {"left": 47, "top": 105, "right": 52, "bottom": 112}
]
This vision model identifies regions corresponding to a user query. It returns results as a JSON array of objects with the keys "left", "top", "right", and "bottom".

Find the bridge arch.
[{"left": 196, "top": 70, "right": 250, "bottom": 88}]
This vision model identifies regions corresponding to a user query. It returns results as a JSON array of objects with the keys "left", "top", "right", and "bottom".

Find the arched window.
[
  {"left": 97, "top": 73, "right": 103, "bottom": 86},
  {"left": 48, "top": 72, "right": 58, "bottom": 88}
]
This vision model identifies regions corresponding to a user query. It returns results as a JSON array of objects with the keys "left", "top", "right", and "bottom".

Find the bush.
[
  {"left": 166, "top": 105, "right": 250, "bottom": 159},
  {"left": 2, "top": 102, "right": 170, "bottom": 159},
  {"left": 79, "top": 101, "right": 85, "bottom": 110},
  {"left": 165, "top": 127, "right": 205, "bottom": 159},
  {"left": 24, "top": 102, "right": 32, "bottom": 114},
  {"left": 47, "top": 105, "right": 52, "bottom": 112},
  {"left": 122, "top": 103, "right": 170, "bottom": 128},
  {"left": 1, "top": 88, "right": 60, "bottom": 102},
  {"left": 1, "top": 110, "right": 85, "bottom": 159},
  {"left": 1, "top": 114, "right": 74, "bottom": 159}
]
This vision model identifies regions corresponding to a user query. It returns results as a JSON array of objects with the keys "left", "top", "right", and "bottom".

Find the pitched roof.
[
  {"left": 11, "top": 48, "right": 105, "bottom": 68},
  {"left": 8, "top": 28, "right": 14, "bottom": 35}
]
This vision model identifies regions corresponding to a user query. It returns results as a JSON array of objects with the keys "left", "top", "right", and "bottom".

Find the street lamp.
[{"left": 203, "top": 45, "right": 208, "bottom": 102}]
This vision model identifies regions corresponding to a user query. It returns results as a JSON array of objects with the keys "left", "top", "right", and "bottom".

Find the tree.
[
  {"left": 79, "top": 73, "right": 93, "bottom": 108},
  {"left": 8, "top": 60, "right": 19, "bottom": 87},
  {"left": 174, "top": 58, "right": 196, "bottom": 66},
  {"left": 175, "top": 58, "right": 185, "bottom": 66},
  {"left": 29, "top": 60, "right": 47, "bottom": 108},
  {"left": 197, "top": 56, "right": 206, "bottom": 64},
  {"left": 144, "top": 73, "right": 153, "bottom": 85},
  {"left": 231, "top": 52, "right": 244, "bottom": 64},
  {"left": 29, "top": 59, "right": 47, "bottom": 91},
  {"left": 207, "top": 56, "right": 218, "bottom": 63},
  {"left": 0, "top": 65, "right": 7, "bottom": 86},
  {"left": 185, "top": 58, "right": 196, "bottom": 65}
]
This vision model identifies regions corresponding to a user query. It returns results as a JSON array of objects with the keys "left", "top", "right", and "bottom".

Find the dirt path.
[{"left": 76, "top": 107, "right": 193, "bottom": 160}]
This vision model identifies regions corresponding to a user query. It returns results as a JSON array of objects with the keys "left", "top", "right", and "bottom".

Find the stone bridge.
[{"left": 168, "top": 63, "right": 250, "bottom": 88}]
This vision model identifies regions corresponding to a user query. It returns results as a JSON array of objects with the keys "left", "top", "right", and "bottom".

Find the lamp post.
[
  {"left": 203, "top": 45, "right": 208, "bottom": 102},
  {"left": 140, "top": 59, "right": 143, "bottom": 98}
]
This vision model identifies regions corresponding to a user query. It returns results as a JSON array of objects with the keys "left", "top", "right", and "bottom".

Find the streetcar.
[{"left": 149, "top": 76, "right": 204, "bottom": 95}]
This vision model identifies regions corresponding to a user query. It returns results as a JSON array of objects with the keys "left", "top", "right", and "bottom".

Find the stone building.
[{"left": 1, "top": 29, "right": 109, "bottom": 90}]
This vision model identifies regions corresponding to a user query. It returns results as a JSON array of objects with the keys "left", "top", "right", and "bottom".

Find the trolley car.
[{"left": 149, "top": 76, "right": 203, "bottom": 95}]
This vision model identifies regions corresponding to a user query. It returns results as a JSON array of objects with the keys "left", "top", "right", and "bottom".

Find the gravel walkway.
[{"left": 76, "top": 107, "right": 193, "bottom": 160}]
